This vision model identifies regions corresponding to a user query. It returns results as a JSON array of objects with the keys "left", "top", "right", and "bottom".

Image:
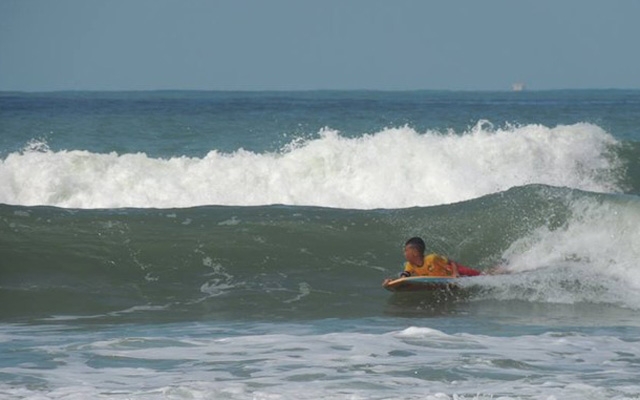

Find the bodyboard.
[{"left": 383, "top": 276, "right": 458, "bottom": 292}]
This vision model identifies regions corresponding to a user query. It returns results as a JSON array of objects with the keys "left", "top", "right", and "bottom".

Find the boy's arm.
[
  {"left": 382, "top": 265, "right": 411, "bottom": 286},
  {"left": 448, "top": 260, "right": 459, "bottom": 277}
]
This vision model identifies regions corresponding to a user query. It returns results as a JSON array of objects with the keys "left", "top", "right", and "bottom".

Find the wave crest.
[{"left": 0, "top": 122, "right": 622, "bottom": 209}]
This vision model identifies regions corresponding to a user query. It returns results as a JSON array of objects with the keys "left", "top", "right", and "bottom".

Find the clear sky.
[{"left": 1, "top": 0, "right": 639, "bottom": 91}]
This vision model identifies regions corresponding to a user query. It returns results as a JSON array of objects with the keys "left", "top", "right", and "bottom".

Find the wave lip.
[{"left": 0, "top": 122, "right": 622, "bottom": 209}]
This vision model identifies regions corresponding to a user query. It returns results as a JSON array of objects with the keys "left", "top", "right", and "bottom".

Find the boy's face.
[{"left": 403, "top": 245, "right": 423, "bottom": 265}]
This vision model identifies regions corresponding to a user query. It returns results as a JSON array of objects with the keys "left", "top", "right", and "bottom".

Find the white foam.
[
  {"left": 4, "top": 325, "right": 639, "bottom": 399},
  {"left": 0, "top": 123, "right": 621, "bottom": 209},
  {"left": 493, "top": 195, "right": 640, "bottom": 308}
]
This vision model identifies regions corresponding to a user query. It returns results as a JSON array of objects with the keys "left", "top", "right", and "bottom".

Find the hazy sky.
[{"left": 1, "top": 0, "right": 639, "bottom": 91}]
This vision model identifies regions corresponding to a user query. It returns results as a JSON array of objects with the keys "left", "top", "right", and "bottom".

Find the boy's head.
[
  {"left": 404, "top": 237, "right": 425, "bottom": 254},
  {"left": 404, "top": 237, "right": 426, "bottom": 264}
]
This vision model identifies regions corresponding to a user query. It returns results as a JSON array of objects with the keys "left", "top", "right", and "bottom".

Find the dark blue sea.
[{"left": 2, "top": 90, "right": 640, "bottom": 399}]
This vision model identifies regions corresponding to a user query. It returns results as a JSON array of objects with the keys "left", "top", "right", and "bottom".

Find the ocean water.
[{"left": 1, "top": 90, "right": 640, "bottom": 399}]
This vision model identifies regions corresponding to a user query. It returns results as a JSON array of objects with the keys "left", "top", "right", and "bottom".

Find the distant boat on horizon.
[{"left": 512, "top": 82, "right": 526, "bottom": 91}]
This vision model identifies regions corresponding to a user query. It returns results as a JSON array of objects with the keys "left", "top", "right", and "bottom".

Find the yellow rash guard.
[{"left": 402, "top": 254, "right": 456, "bottom": 277}]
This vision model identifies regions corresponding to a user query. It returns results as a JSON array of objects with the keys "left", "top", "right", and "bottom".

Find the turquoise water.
[{"left": 1, "top": 90, "right": 640, "bottom": 399}]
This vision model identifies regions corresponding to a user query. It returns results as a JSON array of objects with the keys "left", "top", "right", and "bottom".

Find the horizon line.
[{"left": 2, "top": 87, "right": 639, "bottom": 94}]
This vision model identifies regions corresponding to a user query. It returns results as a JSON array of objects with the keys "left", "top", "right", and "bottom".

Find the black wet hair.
[{"left": 404, "top": 237, "right": 426, "bottom": 255}]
